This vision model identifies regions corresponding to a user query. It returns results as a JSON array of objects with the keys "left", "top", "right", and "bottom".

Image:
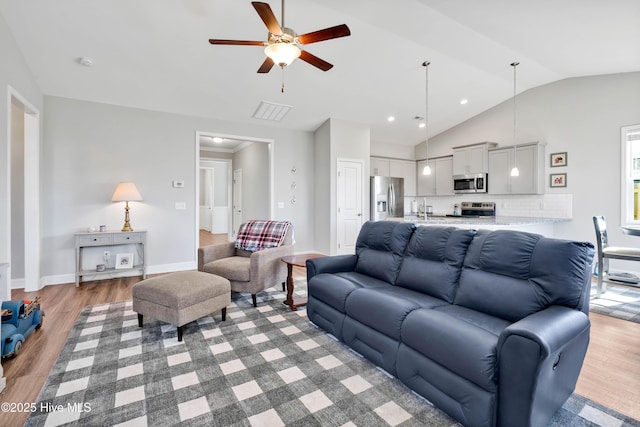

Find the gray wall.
[
  {"left": 10, "top": 103, "right": 24, "bottom": 279},
  {"left": 314, "top": 118, "right": 370, "bottom": 255},
  {"left": 0, "top": 14, "right": 43, "bottom": 299},
  {"left": 233, "top": 142, "right": 269, "bottom": 224},
  {"left": 41, "top": 96, "right": 315, "bottom": 282},
  {"left": 426, "top": 71, "right": 640, "bottom": 248}
]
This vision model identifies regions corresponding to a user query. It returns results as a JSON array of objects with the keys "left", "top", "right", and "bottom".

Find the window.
[{"left": 621, "top": 124, "right": 640, "bottom": 224}]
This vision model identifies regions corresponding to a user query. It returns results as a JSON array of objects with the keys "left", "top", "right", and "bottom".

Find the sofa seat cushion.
[
  {"left": 401, "top": 308, "right": 503, "bottom": 392},
  {"left": 345, "top": 288, "right": 420, "bottom": 340},
  {"left": 203, "top": 256, "right": 250, "bottom": 282},
  {"left": 308, "top": 272, "right": 391, "bottom": 313},
  {"left": 433, "top": 304, "right": 511, "bottom": 337}
]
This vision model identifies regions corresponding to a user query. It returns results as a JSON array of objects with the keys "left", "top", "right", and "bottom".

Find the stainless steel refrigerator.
[{"left": 370, "top": 176, "right": 404, "bottom": 221}]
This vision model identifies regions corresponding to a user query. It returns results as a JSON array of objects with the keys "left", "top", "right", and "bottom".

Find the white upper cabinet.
[
  {"left": 452, "top": 142, "right": 497, "bottom": 175},
  {"left": 370, "top": 157, "right": 390, "bottom": 177},
  {"left": 389, "top": 159, "right": 417, "bottom": 196},
  {"left": 417, "top": 156, "right": 453, "bottom": 196},
  {"left": 417, "top": 160, "right": 436, "bottom": 196},
  {"left": 488, "top": 142, "right": 545, "bottom": 194},
  {"left": 370, "top": 157, "right": 417, "bottom": 196}
]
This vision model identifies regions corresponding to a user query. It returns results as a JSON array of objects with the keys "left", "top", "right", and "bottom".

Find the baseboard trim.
[{"left": 35, "top": 262, "right": 198, "bottom": 288}]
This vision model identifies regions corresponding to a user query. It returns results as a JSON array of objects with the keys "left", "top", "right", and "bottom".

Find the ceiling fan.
[{"left": 208, "top": 0, "right": 351, "bottom": 73}]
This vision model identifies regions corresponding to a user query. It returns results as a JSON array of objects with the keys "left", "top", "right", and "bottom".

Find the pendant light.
[
  {"left": 422, "top": 60, "right": 432, "bottom": 175},
  {"left": 510, "top": 61, "right": 520, "bottom": 177}
]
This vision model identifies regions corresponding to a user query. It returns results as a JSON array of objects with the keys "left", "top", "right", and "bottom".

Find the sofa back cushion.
[
  {"left": 355, "top": 221, "right": 416, "bottom": 284},
  {"left": 396, "top": 227, "right": 476, "bottom": 302},
  {"left": 455, "top": 229, "right": 595, "bottom": 322}
]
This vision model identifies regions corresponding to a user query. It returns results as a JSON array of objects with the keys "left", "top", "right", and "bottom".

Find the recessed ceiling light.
[
  {"left": 78, "top": 56, "right": 95, "bottom": 67},
  {"left": 460, "top": 99, "right": 468, "bottom": 105},
  {"left": 419, "top": 123, "right": 426, "bottom": 128},
  {"left": 212, "top": 137, "right": 223, "bottom": 143},
  {"left": 387, "top": 116, "right": 395, "bottom": 122}
]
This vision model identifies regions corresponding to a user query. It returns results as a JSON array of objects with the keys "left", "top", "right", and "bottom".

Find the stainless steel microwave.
[{"left": 453, "top": 173, "right": 488, "bottom": 194}]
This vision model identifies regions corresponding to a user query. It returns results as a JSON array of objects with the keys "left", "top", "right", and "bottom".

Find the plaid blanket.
[{"left": 235, "top": 220, "right": 292, "bottom": 252}]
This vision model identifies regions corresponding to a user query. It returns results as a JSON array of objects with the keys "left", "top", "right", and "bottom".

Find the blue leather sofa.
[{"left": 306, "top": 221, "right": 594, "bottom": 427}]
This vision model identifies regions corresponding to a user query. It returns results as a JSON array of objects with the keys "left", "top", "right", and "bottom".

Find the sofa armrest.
[
  {"left": 306, "top": 255, "right": 357, "bottom": 282},
  {"left": 198, "top": 242, "right": 236, "bottom": 271},
  {"left": 496, "top": 306, "right": 590, "bottom": 426}
]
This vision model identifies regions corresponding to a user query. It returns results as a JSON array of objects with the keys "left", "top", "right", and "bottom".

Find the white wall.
[
  {"left": 41, "top": 96, "right": 315, "bottom": 283},
  {"left": 314, "top": 118, "right": 370, "bottom": 255},
  {"left": 0, "top": 14, "right": 43, "bottom": 299},
  {"left": 425, "top": 71, "right": 640, "bottom": 250}
]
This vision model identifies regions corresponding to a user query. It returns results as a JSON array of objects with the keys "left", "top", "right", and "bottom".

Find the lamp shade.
[
  {"left": 111, "top": 182, "right": 143, "bottom": 202},
  {"left": 264, "top": 43, "right": 301, "bottom": 67}
]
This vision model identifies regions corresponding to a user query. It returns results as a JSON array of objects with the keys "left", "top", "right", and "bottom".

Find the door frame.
[
  {"left": 6, "top": 86, "right": 40, "bottom": 294},
  {"left": 194, "top": 131, "right": 274, "bottom": 250}
]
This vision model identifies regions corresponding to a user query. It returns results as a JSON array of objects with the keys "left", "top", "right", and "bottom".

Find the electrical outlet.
[{"left": 104, "top": 251, "right": 110, "bottom": 260}]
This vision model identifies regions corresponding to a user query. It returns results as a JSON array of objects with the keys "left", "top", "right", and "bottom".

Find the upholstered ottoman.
[{"left": 132, "top": 271, "right": 231, "bottom": 341}]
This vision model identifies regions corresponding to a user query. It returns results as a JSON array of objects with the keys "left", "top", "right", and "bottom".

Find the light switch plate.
[
  {"left": 278, "top": 202, "right": 285, "bottom": 209},
  {"left": 175, "top": 202, "right": 186, "bottom": 210}
]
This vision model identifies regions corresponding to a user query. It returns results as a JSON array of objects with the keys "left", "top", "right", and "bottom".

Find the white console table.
[{"left": 75, "top": 230, "right": 146, "bottom": 286}]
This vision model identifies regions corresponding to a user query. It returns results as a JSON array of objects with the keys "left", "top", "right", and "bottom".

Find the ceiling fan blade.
[
  {"left": 252, "top": 2, "right": 282, "bottom": 36},
  {"left": 209, "top": 39, "right": 266, "bottom": 46},
  {"left": 257, "top": 57, "right": 275, "bottom": 73},
  {"left": 298, "top": 24, "right": 351, "bottom": 45},
  {"left": 299, "top": 50, "right": 333, "bottom": 71}
]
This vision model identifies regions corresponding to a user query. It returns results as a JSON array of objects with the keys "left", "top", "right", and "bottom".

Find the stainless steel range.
[{"left": 454, "top": 202, "right": 496, "bottom": 218}]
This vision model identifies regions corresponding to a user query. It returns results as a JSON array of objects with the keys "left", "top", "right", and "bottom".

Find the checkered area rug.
[
  {"left": 26, "top": 285, "right": 640, "bottom": 427},
  {"left": 590, "top": 281, "right": 640, "bottom": 323}
]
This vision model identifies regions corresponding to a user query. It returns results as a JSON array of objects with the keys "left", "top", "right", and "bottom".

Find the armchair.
[{"left": 198, "top": 222, "right": 294, "bottom": 306}]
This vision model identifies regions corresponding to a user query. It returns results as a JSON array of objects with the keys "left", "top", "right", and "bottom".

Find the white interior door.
[
  {"left": 337, "top": 160, "right": 364, "bottom": 254},
  {"left": 232, "top": 169, "right": 242, "bottom": 237},
  {"left": 199, "top": 168, "right": 213, "bottom": 231}
]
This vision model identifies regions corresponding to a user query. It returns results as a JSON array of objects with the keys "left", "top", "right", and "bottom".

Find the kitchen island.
[{"left": 404, "top": 215, "right": 570, "bottom": 237}]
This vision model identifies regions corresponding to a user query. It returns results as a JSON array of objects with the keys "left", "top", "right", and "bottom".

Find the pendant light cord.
[
  {"left": 423, "top": 60, "right": 430, "bottom": 161},
  {"left": 511, "top": 62, "right": 519, "bottom": 166}
]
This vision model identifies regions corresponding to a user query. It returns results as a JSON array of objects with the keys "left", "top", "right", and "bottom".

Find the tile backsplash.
[{"left": 404, "top": 194, "right": 572, "bottom": 219}]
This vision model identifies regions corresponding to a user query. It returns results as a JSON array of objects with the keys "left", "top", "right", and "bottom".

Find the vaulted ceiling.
[{"left": 1, "top": 0, "right": 638, "bottom": 146}]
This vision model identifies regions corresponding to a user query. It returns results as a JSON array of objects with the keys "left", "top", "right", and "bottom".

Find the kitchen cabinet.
[
  {"left": 390, "top": 159, "right": 417, "bottom": 196},
  {"left": 452, "top": 142, "right": 497, "bottom": 175},
  {"left": 417, "top": 156, "right": 453, "bottom": 196},
  {"left": 417, "top": 160, "right": 436, "bottom": 195},
  {"left": 370, "top": 157, "right": 390, "bottom": 177},
  {"left": 488, "top": 142, "right": 545, "bottom": 194},
  {"left": 371, "top": 157, "right": 417, "bottom": 196}
]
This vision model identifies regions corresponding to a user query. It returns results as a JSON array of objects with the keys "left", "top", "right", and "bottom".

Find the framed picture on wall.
[
  {"left": 550, "top": 152, "right": 567, "bottom": 167},
  {"left": 550, "top": 173, "right": 567, "bottom": 188},
  {"left": 115, "top": 253, "right": 134, "bottom": 269}
]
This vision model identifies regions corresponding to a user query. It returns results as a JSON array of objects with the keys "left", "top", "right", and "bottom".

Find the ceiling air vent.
[{"left": 252, "top": 101, "right": 292, "bottom": 121}]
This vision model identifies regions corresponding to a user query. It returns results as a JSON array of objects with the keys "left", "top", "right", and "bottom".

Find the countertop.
[{"left": 404, "top": 215, "right": 570, "bottom": 226}]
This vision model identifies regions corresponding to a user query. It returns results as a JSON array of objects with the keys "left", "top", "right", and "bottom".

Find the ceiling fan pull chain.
[{"left": 281, "top": 68, "right": 285, "bottom": 93}]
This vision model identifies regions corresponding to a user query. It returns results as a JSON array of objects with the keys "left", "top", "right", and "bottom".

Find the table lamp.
[{"left": 111, "top": 182, "right": 143, "bottom": 232}]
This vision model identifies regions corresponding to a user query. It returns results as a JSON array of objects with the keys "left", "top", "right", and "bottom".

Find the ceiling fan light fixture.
[{"left": 264, "top": 43, "right": 301, "bottom": 67}]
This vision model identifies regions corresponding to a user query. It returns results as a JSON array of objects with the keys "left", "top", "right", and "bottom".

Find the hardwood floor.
[{"left": 1, "top": 266, "right": 639, "bottom": 425}]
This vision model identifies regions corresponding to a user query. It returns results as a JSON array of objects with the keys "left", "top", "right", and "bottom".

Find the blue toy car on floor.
[{"left": 1, "top": 297, "right": 43, "bottom": 359}]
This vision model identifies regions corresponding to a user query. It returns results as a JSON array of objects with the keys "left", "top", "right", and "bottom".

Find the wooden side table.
[{"left": 281, "top": 253, "right": 325, "bottom": 311}]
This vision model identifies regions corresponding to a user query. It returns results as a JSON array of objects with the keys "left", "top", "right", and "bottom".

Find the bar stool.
[{"left": 592, "top": 216, "right": 640, "bottom": 297}]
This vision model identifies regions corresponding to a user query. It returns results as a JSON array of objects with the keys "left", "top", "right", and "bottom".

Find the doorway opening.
[
  {"left": 6, "top": 87, "right": 40, "bottom": 296},
  {"left": 195, "top": 132, "right": 274, "bottom": 250}
]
